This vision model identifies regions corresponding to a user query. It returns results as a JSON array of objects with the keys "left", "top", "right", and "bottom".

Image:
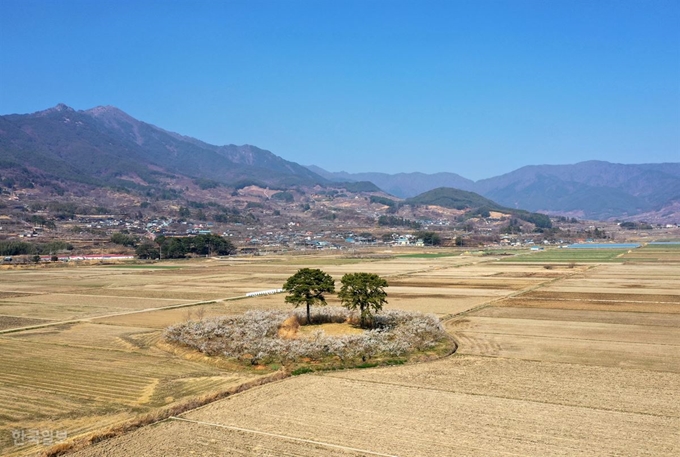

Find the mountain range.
[
  {"left": 0, "top": 104, "right": 325, "bottom": 190},
  {"left": 310, "top": 162, "right": 680, "bottom": 220},
  {"left": 1, "top": 104, "right": 678, "bottom": 221}
]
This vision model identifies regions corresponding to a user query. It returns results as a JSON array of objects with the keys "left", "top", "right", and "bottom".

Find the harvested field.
[
  {"left": 384, "top": 294, "right": 492, "bottom": 316},
  {"left": 7, "top": 253, "right": 517, "bottom": 456},
  {"left": 474, "top": 306, "right": 680, "bottom": 327},
  {"left": 449, "top": 318, "right": 680, "bottom": 372},
  {"left": 6, "top": 249, "right": 680, "bottom": 456},
  {"left": 454, "top": 331, "right": 679, "bottom": 371},
  {"left": 5, "top": 322, "right": 160, "bottom": 351},
  {"left": 621, "top": 244, "right": 680, "bottom": 262},
  {"left": 0, "top": 315, "right": 53, "bottom": 331},
  {"left": 520, "top": 290, "right": 680, "bottom": 302},
  {"left": 450, "top": 315, "right": 680, "bottom": 346},
  {"left": 501, "top": 248, "right": 629, "bottom": 262},
  {"left": 171, "top": 375, "right": 675, "bottom": 456},
  {"left": 91, "top": 302, "right": 253, "bottom": 328},
  {"left": 388, "top": 278, "right": 537, "bottom": 289},
  {"left": 330, "top": 355, "right": 680, "bottom": 418},
  {"left": 69, "top": 419, "right": 379, "bottom": 457},
  {"left": 0, "top": 330, "right": 258, "bottom": 456},
  {"left": 498, "top": 297, "right": 680, "bottom": 314},
  {"left": 3, "top": 293, "right": 185, "bottom": 308}
]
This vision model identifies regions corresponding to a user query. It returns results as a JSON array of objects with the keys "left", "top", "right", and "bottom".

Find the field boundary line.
[
  {"left": 440, "top": 272, "right": 576, "bottom": 323},
  {"left": 454, "top": 329, "right": 680, "bottom": 347},
  {"left": 0, "top": 295, "right": 250, "bottom": 335},
  {"left": 385, "top": 255, "right": 501, "bottom": 281},
  {"left": 451, "top": 313, "right": 680, "bottom": 328},
  {"left": 511, "top": 296, "right": 680, "bottom": 305},
  {"left": 447, "top": 351, "right": 680, "bottom": 374},
  {"left": 168, "top": 416, "right": 400, "bottom": 457}
]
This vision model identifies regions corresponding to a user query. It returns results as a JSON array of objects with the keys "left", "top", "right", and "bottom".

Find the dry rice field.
[{"left": 2, "top": 249, "right": 679, "bottom": 456}]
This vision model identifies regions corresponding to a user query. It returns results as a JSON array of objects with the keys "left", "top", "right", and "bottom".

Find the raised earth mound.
[{"left": 164, "top": 307, "right": 454, "bottom": 372}]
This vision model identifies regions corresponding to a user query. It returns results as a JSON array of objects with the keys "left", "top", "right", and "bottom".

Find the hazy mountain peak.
[
  {"left": 0, "top": 103, "right": 329, "bottom": 189},
  {"left": 82, "top": 105, "right": 147, "bottom": 145},
  {"left": 85, "top": 105, "right": 133, "bottom": 119},
  {"left": 34, "top": 103, "right": 76, "bottom": 116},
  {"left": 307, "top": 165, "right": 475, "bottom": 198}
]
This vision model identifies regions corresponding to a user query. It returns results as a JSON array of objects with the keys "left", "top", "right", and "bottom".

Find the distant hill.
[
  {"left": 306, "top": 166, "right": 474, "bottom": 198},
  {"left": 405, "top": 187, "right": 501, "bottom": 210},
  {"left": 0, "top": 104, "right": 328, "bottom": 190},
  {"left": 405, "top": 187, "right": 552, "bottom": 228},
  {"left": 474, "top": 161, "right": 680, "bottom": 219},
  {"left": 310, "top": 161, "right": 680, "bottom": 220}
]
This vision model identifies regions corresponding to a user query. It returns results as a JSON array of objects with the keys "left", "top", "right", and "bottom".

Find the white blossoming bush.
[{"left": 164, "top": 307, "right": 448, "bottom": 366}]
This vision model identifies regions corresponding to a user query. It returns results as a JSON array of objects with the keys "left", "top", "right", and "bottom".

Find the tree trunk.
[{"left": 307, "top": 303, "right": 311, "bottom": 325}]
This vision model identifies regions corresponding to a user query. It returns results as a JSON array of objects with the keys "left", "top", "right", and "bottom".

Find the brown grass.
[
  {"left": 297, "top": 322, "right": 364, "bottom": 338},
  {"left": 277, "top": 315, "right": 300, "bottom": 339}
]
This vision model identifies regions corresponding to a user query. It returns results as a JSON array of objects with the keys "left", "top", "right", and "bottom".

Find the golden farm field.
[{"left": 2, "top": 250, "right": 679, "bottom": 456}]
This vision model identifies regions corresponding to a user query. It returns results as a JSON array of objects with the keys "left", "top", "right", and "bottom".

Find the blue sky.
[{"left": 1, "top": 0, "right": 678, "bottom": 180}]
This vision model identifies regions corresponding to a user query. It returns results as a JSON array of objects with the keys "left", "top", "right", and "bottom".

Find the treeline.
[
  {"left": 21, "top": 202, "right": 111, "bottom": 219},
  {"left": 555, "top": 216, "right": 579, "bottom": 223},
  {"left": 377, "top": 215, "right": 421, "bottom": 229},
  {"left": 179, "top": 201, "right": 257, "bottom": 224},
  {"left": 271, "top": 191, "right": 294, "bottom": 202},
  {"left": 193, "top": 178, "right": 221, "bottom": 190},
  {"left": 512, "top": 210, "right": 552, "bottom": 229},
  {"left": 413, "top": 231, "right": 441, "bottom": 246},
  {"left": 25, "top": 215, "right": 56, "bottom": 229},
  {"left": 370, "top": 196, "right": 397, "bottom": 207},
  {"left": 620, "top": 221, "right": 653, "bottom": 230},
  {"left": 0, "top": 241, "right": 73, "bottom": 256},
  {"left": 110, "top": 232, "right": 138, "bottom": 247},
  {"left": 136, "top": 234, "right": 236, "bottom": 259},
  {"left": 370, "top": 196, "right": 400, "bottom": 214}
]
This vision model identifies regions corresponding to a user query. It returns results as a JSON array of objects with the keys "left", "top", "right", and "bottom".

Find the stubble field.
[{"left": 2, "top": 248, "right": 679, "bottom": 456}]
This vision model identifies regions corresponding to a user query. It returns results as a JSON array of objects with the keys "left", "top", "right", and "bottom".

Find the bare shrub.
[{"left": 164, "top": 307, "right": 447, "bottom": 365}]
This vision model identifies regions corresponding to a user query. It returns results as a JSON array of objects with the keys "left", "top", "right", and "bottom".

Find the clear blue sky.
[{"left": 1, "top": 0, "right": 678, "bottom": 180}]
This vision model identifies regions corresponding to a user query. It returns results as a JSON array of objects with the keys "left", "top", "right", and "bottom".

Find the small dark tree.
[
  {"left": 414, "top": 231, "right": 441, "bottom": 246},
  {"left": 136, "top": 242, "right": 160, "bottom": 260},
  {"left": 178, "top": 206, "right": 191, "bottom": 219},
  {"left": 338, "top": 272, "right": 388, "bottom": 328},
  {"left": 283, "top": 268, "right": 335, "bottom": 324},
  {"left": 111, "top": 232, "right": 137, "bottom": 247}
]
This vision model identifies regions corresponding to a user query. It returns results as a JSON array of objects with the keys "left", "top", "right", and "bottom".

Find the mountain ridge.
[
  {"left": 0, "top": 104, "right": 328, "bottom": 189},
  {"left": 310, "top": 161, "right": 680, "bottom": 220},
  {"left": 1, "top": 104, "right": 677, "bottom": 221}
]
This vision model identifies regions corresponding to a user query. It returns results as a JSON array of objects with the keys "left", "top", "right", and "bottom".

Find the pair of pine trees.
[{"left": 282, "top": 268, "right": 388, "bottom": 328}]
